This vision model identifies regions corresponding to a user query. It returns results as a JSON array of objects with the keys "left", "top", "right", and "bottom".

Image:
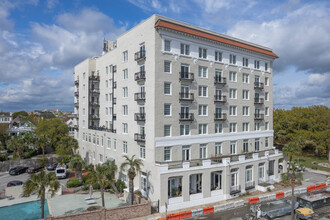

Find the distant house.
[
  {"left": 66, "top": 119, "right": 75, "bottom": 136},
  {"left": 0, "top": 114, "right": 12, "bottom": 125},
  {"left": 8, "top": 120, "right": 35, "bottom": 136}
]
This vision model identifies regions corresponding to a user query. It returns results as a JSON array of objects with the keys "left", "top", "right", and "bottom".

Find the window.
[
  {"left": 164, "top": 39, "right": 171, "bottom": 52},
  {"left": 180, "top": 124, "right": 190, "bottom": 135},
  {"left": 114, "top": 139, "right": 117, "bottom": 150},
  {"left": 254, "top": 60, "right": 260, "bottom": 69},
  {"left": 105, "top": 94, "right": 108, "bottom": 102},
  {"left": 88, "top": 134, "right": 91, "bottom": 142},
  {"left": 198, "top": 105, "right": 207, "bottom": 116},
  {"left": 99, "top": 154, "right": 103, "bottom": 163},
  {"left": 265, "top": 107, "right": 269, "bottom": 116},
  {"left": 229, "top": 106, "right": 237, "bottom": 116},
  {"left": 255, "top": 139, "right": 260, "bottom": 151},
  {"left": 199, "top": 144, "right": 207, "bottom": 159},
  {"left": 82, "top": 133, "right": 85, "bottom": 141},
  {"left": 215, "top": 123, "right": 223, "bottom": 133},
  {"left": 243, "top": 57, "right": 249, "bottom": 67},
  {"left": 123, "top": 69, "right": 128, "bottom": 79},
  {"left": 243, "top": 122, "right": 249, "bottom": 132},
  {"left": 180, "top": 43, "right": 190, "bottom": 55},
  {"left": 243, "top": 73, "right": 249, "bottom": 83},
  {"left": 198, "top": 86, "right": 207, "bottom": 97},
  {"left": 230, "top": 142, "right": 236, "bottom": 155},
  {"left": 164, "top": 82, "right": 171, "bottom": 95},
  {"left": 265, "top": 122, "right": 269, "bottom": 130},
  {"left": 123, "top": 123, "right": 128, "bottom": 134},
  {"left": 229, "top": 89, "right": 237, "bottom": 99},
  {"left": 229, "top": 71, "right": 237, "bottom": 82},
  {"left": 215, "top": 143, "right": 222, "bottom": 155},
  {"left": 182, "top": 146, "right": 190, "bottom": 161},
  {"left": 123, "top": 87, "right": 128, "bottom": 98},
  {"left": 106, "top": 80, "right": 108, "bottom": 88},
  {"left": 123, "top": 50, "right": 128, "bottom": 62},
  {"left": 83, "top": 72, "right": 86, "bottom": 79},
  {"left": 93, "top": 135, "right": 96, "bottom": 144},
  {"left": 141, "top": 172, "right": 147, "bottom": 192},
  {"left": 230, "top": 123, "right": 237, "bottom": 133},
  {"left": 123, "top": 141, "right": 127, "bottom": 154},
  {"left": 101, "top": 136, "right": 104, "bottom": 147},
  {"left": 199, "top": 47, "right": 207, "bottom": 59},
  {"left": 198, "top": 124, "right": 207, "bottom": 134},
  {"left": 164, "top": 147, "right": 171, "bottom": 161},
  {"left": 246, "top": 166, "right": 253, "bottom": 183},
  {"left": 198, "top": 66, "right": 207, "bottom": 78},
  {"left": 164, "top": 61, "right": 171, "bottom": 73},
  {"left": 265, "top": 62, "right": 268, "bottom": 71},
  {"left": 243, "top": 140, "right": 249, "bottom": 152},
  {"left": 107, "top": 138, "right": 111, "bottom": 149},
  {"left": 265, "top": 137, "right": 269, "bottom": 147},
  {"left": 109, "top": 107, "right": 113, "bottom": 115},
  {"left": 164, "top": 125, "right": 171, "bottom": 137},
  {"left": 265, "top": 77, "right": 269, "bottom": 86},
  {"left": 140, "top": 145, "right": 146, "bottom": 159},
  {"left": 83, "top": 108, "right": 86, "bottom": 115},
  {"left": 230, "top": 54, "right": 236, "bottom": 64},
  {"left": 164, "top": 104, "right": 171, "bottom": 116},
  {"left": 265, "top": 92, "right": 269, "bottom": 101},
  {"left": 255, "top": 122, "right": 260, "bottom": 131},
  {"left": 269, "top": 160, "right": 274, "bottom": 176},
  {"left": 242, "top": 90, "right": 249, "bottom": 100},
  {"left": 215, "top": 51, "right": 222, "bottom": 62},
  {"left": 122, "top": 105, "right": 128, "bottom": 116},
  {"left": 243, "top": 106, "right": 249, "bottom": 116}
]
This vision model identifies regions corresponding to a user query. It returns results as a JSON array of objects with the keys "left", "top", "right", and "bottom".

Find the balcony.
[
  {"left": 74, "top": 91, "right": 79, "bottom": 96},
  {"left": 74, "top": 80, "right": 79, "bottom": 86},
  {"left": 74, "top": 125, "right": 79, "bottom": 130},
  {"left": 73, "top": 114, "right": 79, "bottom": 118},
  {"left": 254, "top": 114, "right": 264, "bottom": 120},
  {"left": 89, "top": 102, "right": 100, "bottom": 107},
  {"left": 134, "top": 133, "right": 145, "bottom": 142},
  {"left": 214, "top": 95, "right": 226, "bottom": 103},
  {"left": 134, "top": 71, "right": 146, "bottom": 82},
  {"left": 90, "top": 114, "right": 100, "bottom": 120},
  {"left": 245, "top": 181, "right": 255, "bottom": 190},
  {"left": 89, "top": 76, "right": 100, "bottom": 81},
  {"left": 179, "top": 113, "right": 194, "bottom": 121},
  {"left": 113, "top": 82, "right": 117, "bottom": 89},
  {"left": 179, "top": 93, "right": 194, "bottom": 102},
  {"left": 74, "top": 103, "right": 79, "bottom": 108},
  {"left": 254, "top": 98, "right": 264, "bottom": 104},
  {"left": 112, "top": 114, "right": 117, "bottom": 120},
  {"left": 134, "top": 92, "right": 146, "bottom": 102},
  {"left": 214, "top": 77, "right": 226, "bottom": 86},
  {"left": 179, "top": 72, "right": 194, "bottom": 82},
  {"left": 254, "top": 82, "right": 264, "bottom": 90},
  {"left": 113, "top": 98, "right": 117, "bottom": 104},
  {"left": 90, "top": 89, "right": 100, "bottom": 94},
  {"left": 230, "top": 185, "right": 241, "bottom": 195},
  {"left": 134, "top": 50, "right": 146, "bottom": 62},
  {"left": 88, "top": 126, "right": 116, "bottom": 133},
  {"left": 134, "top": 113, "right": 145, "bottom": 122},
  {"left": 214, "top": 113, "right": 227, "bottom": 121}
]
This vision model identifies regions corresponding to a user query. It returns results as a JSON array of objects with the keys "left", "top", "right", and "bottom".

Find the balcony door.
[
  {"left": 181, "top": 64, "right": 189, "bottom": 78},
  {"left": 255, "top": 108, "right": 260, "bottom": 117},
  {"left": 216, "top": 89, "right": 222, "bottom": 97},
  {"left": 140, "top": 125, "right": 145, "bottom": 135},
  {"left": 258, "top": 164, "right": 265, "bottom": 183},
  {"left": 231, "top": 170, "right": 238, "bottom": 187},
  {"left": 181, "top": 105, "right": 189, "bottom": 115},
  {"left": 181, "top": 85, "right": 189, "bottom": 98},
  {"left": 255, "top": 76, "right": 260, "bottom": 83}
]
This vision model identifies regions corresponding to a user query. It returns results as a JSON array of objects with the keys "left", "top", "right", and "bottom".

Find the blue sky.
[{"left": 0, "top": 0, "right": 329, "bottom": 112}]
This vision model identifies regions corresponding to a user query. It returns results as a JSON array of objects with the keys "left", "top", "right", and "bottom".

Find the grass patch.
[{"left": 297, "top": 154, "right": 330, "bottom": 172}]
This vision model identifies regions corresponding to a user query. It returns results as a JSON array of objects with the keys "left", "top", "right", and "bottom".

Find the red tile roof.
[{"left": 155, "top": 19, "right": 279, "bottom": 59}]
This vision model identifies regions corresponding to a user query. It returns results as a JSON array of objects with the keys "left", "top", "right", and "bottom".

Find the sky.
[{"left": 0, "top": 0, "right": 329, "bottom": 112}]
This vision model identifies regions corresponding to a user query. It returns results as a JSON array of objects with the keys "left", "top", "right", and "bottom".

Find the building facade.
[{"left": 74, "top": 15, "right": 283, "bottom": 212}]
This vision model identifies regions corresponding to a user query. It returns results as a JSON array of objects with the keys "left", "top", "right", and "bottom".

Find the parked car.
[
  {"left": 55, "top": 164, "right": 67, "bottom": 179},
  {"left": 9, "top": 166, "right": 28, "bottom": 175},
  {"left": 26, "top": 166, "right": 43, "bottom": 174},
  {"left": 46, "top": 162, "right": 58, "bottom": 171},
  {"left": 7, "top": 180, "right": 24, "bottom": 187},
  {"left": 279, "top": 162, "right": 305, "bottom": 172}
]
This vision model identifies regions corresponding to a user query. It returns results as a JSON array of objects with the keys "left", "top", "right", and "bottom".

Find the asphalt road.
[{"left": 0, "top": 169, "right": 69, "bottom": 191}]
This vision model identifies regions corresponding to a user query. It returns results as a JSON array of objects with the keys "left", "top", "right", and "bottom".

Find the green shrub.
[
  {"left": 134, "top": 190, "right": 142, "bottom": 196},
  {"left": 281, "top": 173, "right": 289, "bottom": 183},
  {"left": 0, "top": 153, "right": 8, "bottom": 161},
  {"left": 311, "top": 165, "right": 318, "bottom": 170},
  {"left": 23, "top": 149, "right": 36, "bottom": 159},
  {"left": 82, "top": 184, "right": 90, "bottom": 191},
  {"left": 92, "top": 183, "right": 100, "bottom": 190},
  {"left": 85, "top": 164, "right": 94, "bottom": 171},
  {"left": 82, "top": 176, "right": 88, "bottom": 184},
  {"left": 66, "top": 178, "right": 82, "bottom": 188},
  {"left": 115, "top": 179, "right": 127, "bottom": 193}
]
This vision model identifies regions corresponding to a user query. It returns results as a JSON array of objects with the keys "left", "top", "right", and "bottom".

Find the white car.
[
  {"left": 55, "top": 164, "right": 67, "bottom": 179},
  {"left": 279, "top": 162, "right": 305, "bottom": 172}
]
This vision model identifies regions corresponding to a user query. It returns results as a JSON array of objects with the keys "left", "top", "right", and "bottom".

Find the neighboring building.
[
  {"left": 66, "top": 119, "right": 75, "bottom": 136},
  {"left": 74, "top": 15, "right": 283, "bottom": 212},
  {"left": 0, "top": 114, "right": 12, "bottom": 125},
  {"left": 8, "top": 120, "right": 35, "bottom": 136}
]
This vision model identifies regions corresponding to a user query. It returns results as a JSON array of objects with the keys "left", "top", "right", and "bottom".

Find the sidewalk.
[
  {"left": 130, "top": 178, "right": 327, "bottom": 220},
  {"left": 305, "top": 168, "right": 330, "bottom": 177}
]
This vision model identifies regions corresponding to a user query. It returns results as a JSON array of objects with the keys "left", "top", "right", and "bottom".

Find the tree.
[
  {"left": 35, "top": 118, "right": 69, "bottom": 150},
  {"left": 35, "top": 135, "right": 50, "bottom": 157},
  {"left": 103, "top": 160, "right": 119, "bottom": 195},
  {"left": 12, "top": 111, "right": 28, "bottom": 119},
  {"left": 23, "top": 170, "right": 60, "bottom": 219},
  {"left": 56, "top": 136, "right": 78, "bottom": 157},
  {"left": 69, "top": 154, "right": 86, "bottom": 182},
  {"left": 0, "top": 124, "right": 10, "bottom": 148},
  {"left": 88, "top": 164, "right": 110, "bottom": 207},
  {"left": 283, "top": 140, "right": 302, "bottom": 220},
  {"left": 8, "top": 135, "right": 26, "bottom": 159},
  {"left": 120, "top": 155, "right": 143, "bottom": 205}
]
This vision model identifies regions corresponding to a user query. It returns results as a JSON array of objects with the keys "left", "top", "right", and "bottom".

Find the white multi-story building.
[{"left": 74, "top": 15, "right": 283, "bottom": 212}]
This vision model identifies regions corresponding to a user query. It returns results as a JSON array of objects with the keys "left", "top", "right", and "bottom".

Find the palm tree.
[
  {"left": 35, "top": 135, "right": 50, "bottom": 157},
  {"left": 103, "top": 160, "right": 119, "bottom": 195},
  {"left": 283, "top": 140, "right": 302, "bottom": 220},
  {"left": 8, "top": 135, "right": 26, "bottom": 159},
  {"left": 56, "top": 136, "right": 78, "bottom": 157},
  {"left": 120, "top": 155, "right": 143, "bottom": 205},
  {"left": 69, "top": 154, "right": 86, "bottom": 182},
  {"left": 88, "top": 164, "right": 110, "bottom": 207},
  {"left": 23, "top": 170, "right": 60, "bottom": 219}
]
